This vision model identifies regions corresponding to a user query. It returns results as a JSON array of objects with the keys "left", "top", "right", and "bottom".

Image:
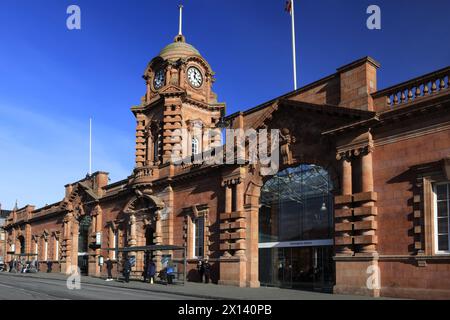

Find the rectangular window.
[
  {"left": 44, "top": 241, "right": 48, "bottom": 261},
  {"left": 193, "top": 217, "right": 205, "bottom": 258},
  {"left": 434, "top": 182, "right": 450, "bottom": 253},
  {"left": 55, "top": 239, "right": 59, "bottom": 261},
  {"left": 112, "top": 232, "right": 117, "bottom": 260}
]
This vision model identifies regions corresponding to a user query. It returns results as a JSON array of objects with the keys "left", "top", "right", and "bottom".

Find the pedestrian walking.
[
  {"left": 143, "top": 258, "right": 150, "bottom": 283},
  {"left": 105, "top": 258, "right": 113, "bottom": 281},
  {"left": 197, "top": 259, "right": 204, "bottom": 283},
  {"left": 46, "top": 260, "right": 53, "bottom": 273},
  {"left": 203, "top": 259, "right": 211, "bottom": 284},
  {"left": 123, "top": 258, "right": 132, "bottom": 283},
  {"left": 147, "top": 261, "right": 156, "bottom": 284}
]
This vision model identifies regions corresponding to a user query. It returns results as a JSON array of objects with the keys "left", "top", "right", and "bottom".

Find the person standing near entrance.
[
  {"left": 143, "top": 260, "right": 149, "bottom": 283},
  {"left": 166, "top": 264, "right": 175, "bottom": 285},
  {"left": 105, "top": 258, "right": 113, "bottom": 281},
  {"left": 123, "top": 258, "right": 131, "bottom": 283},
  {"left": 197, "top": 260, "right": 204, "bottom": 283},
  {"left": 203, "top": 259, "right": 211, "bottom": 284}
]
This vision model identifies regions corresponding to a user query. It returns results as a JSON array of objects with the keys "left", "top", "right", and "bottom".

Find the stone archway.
[
  {"left": 218, "top": 101, "right": 350, "bottom": 288},
  {"left": 122, "top": 189, "right": 165, "bottom": 276}
]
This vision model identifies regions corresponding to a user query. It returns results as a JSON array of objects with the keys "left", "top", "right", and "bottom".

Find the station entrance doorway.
[{"left": 258, "top": 164, "right": 335, "bottom": 292}]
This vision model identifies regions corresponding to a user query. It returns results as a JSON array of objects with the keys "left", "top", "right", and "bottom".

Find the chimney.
[
  {"left": 92, "top": 171, "right": 109, "bottom": 196},
  {"left": 337, "top": 57, "right": 380, "bottom": 111}
]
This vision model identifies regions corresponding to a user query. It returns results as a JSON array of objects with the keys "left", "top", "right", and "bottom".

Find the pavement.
[{"left": 0, "top": 271, "right": 385, "bottom": 300}]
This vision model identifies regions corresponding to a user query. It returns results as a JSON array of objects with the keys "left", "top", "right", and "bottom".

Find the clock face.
[
  {"left": 187, "top": 66, "right": 203, "bottom": 88},
  {"left": 153, "top": 69, "right": 165, "bottom": 90}
]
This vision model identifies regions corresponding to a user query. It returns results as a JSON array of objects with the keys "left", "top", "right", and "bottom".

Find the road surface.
[{"left": 0, "top": 273, "right": 201, "bottom": 300}]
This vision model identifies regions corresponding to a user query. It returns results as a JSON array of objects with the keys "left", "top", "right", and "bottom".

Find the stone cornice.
[{"left": 335, "top": 131, "right": 374, "bottom": 160}]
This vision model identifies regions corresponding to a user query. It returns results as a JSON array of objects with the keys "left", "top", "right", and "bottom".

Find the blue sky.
[{"left": 0, "top": 0, "right": 449, "bottom": 209}]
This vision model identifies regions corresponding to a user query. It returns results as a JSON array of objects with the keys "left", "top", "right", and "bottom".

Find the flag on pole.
[{"left": 285, "top": 0, "right": 292, "bottom": 15}]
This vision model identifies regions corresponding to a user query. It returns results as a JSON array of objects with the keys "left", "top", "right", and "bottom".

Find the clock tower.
[{"left": 131, "top": 18, "right": 225, "bottom": 169}]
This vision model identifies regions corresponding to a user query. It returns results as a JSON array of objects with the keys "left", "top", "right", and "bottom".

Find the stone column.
[
  {"left": 93, "top": 206, "right": 102, "bottom": 276},
  {"left": 219, "top": 177, "right": 247, "bottom": 287},
  {"left": 146, "top": 82, "right": 150, "bottom": 102},
  {"left": 10, "top": 229, "right": 16, "bottom": 263},
  {"left": 146, "top": 133, "right": 154, "bottom": 165},
  {"left": 25, "top": 224, "right": 32, "bottom": 254},
  {"left": 235, "top": 181, "right": 244, "bottom": 212},
  {"left": 71, "top": 220, "right": 79, "bottom": 273},
  {"left": 154, "top": 211, "right": 163, "bottom": 272},
  {"left": 128, "top": 214, "right": 137, "bottom": 274},
  {"left": 337, "top": 156, "right": 353, "bottom": 255},
  {"left": 222, "top": 184, "right": 232, "bottom": 257},
  {"left": 342, "top": 157, "right": 352, "bottom": 195},
  {"left": 358, "top": 147, "right": 377, "bottom": 254},
  {"left": 225, "top": 185, "right": 232, "bottom": 213},
  {"left": 62, "top": 215, "right": 73, "bottom": 274},
  {"left": 234, "top": 181, "right": 246, "bottom": 257},
  {"left": 361, "top": 149, "right": 374, "bottom": 193},
  {"left": 108, "top": 226, "right": 114, "bottom": 260},
  {"left": 129, "top": 214, "right": 137, "bottom": 247}
]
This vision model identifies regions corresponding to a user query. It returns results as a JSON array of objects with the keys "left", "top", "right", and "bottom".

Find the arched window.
[
  {"left": 153, "top": 135, "right": 159, "bottom": 161},
  {"left": 192, "top": 137, "right": 199, "bottom": 155},
  {"left": 18, "top": 236, "right": 25, "bottom": 254}
]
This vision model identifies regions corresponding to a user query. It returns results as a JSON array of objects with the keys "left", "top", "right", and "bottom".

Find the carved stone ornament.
[{"left": 280, "top": 128, "right": 296, "bottom": 165}]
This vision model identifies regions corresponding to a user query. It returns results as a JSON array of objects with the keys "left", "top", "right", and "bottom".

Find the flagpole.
[
  {"left": 291, "top": 0, "right": 297, "bottom": 90},
  {"left": 178, "top": 4, "right": 183, "bottom": 35},
  {"left": 89, "top": 117, "right": 92, "bottom": 176}
]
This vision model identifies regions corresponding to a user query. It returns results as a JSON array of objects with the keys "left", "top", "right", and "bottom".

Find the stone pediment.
[
  {"left": 158, "top": 84, "right": 186, "bottom": 97},
  {"left": 123, "top": 189, "right": 164, "bottom": 216},
  {"left": 61, "top": 181, "right": 99, "bottom": 217}
]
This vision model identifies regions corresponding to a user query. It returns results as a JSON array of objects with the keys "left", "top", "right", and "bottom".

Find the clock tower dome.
[{"left": 131, "top": 10, "right": 225, "bottom": 170}]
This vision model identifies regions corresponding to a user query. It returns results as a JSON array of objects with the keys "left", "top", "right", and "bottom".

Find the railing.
[
  {"left": 372, "top": 67, "right": 450, "bottom": 111},
  {"left": 130, "top": 165, "right": 159, "bottom": 185},
  {"left": 133, "top": 166, "right": 154, "bottom": 179}
]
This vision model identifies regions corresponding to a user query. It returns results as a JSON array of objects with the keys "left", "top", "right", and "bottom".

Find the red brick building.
[
  {"left": 4, "top": 32, "right": 450, "bottom": 299},
  {"left": 0, "top": 208, "right": 12, "bottom": 266}
]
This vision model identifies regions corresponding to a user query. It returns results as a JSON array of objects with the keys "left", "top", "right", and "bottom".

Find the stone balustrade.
[
  {"left": 131, "top": 165, "right": 156, "bottom": 185},
  {"left": 372, "top": 67, "right": 449, "bottom": 111}
]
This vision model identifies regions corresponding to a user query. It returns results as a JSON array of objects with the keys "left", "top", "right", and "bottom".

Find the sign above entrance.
[{"left": 258, "top": 239, "right": 333, "bottom": 249}]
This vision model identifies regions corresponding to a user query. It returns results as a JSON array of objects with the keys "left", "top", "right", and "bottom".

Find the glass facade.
[
  {"left": 259, "top": 164, "right": 335, "bottom": 291},
  {"left": 78, "top": 215, "right": 91, "bottom": 275},
  {"left": 259, "top": 246, "right": 334, "bottom": 291},
  {"left": 78, "top": 215, "right": 91, "bottom": 253}
]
